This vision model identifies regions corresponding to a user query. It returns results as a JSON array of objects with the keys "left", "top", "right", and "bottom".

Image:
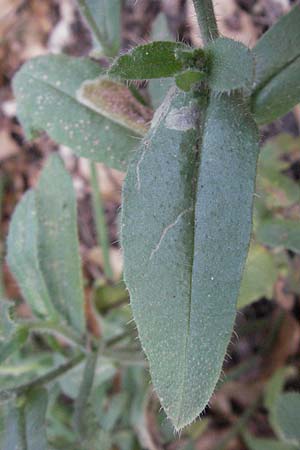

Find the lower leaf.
[{"left": 122, "top": 88, "right": 259, "bottom": 429}]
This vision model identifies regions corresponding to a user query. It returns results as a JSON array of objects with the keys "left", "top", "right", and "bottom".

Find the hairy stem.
[
  {"left": 90, "top": 162, "right": 113, "bottom": 280},
  {"left": 0, "top": 353, "right": 85, "bottom": 400},
  {"left": 192, "top": 0, "right": 219, "bottom": 45}
]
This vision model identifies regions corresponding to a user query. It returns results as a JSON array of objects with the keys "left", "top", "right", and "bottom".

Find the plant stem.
[
  {"left": 90, "top": 162, "right": 113, "bottom": 281},
  {"left": 73, "top": 346, "right": 99, "bottom": 437},
  {"left": 192, "top": 0, "right": 219, "bottom": 45},
  {"left": 22, "top": 320, "right": 86, "bottom": 351},
  {"left": 0, "top": 353, "right": 85, "bottom": 400}
]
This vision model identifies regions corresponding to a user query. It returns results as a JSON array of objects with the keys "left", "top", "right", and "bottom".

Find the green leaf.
[
  {"left": 253, "top": 4, "right": 300, "bottom": 91},
  {"left": 275, "top": 393, "right": 300, "bottom": 445},
  {"left": 252, "top": 5, "right": 300, "bottom": 124},
  {"left": 24, "top": 388, "right": 49, "bottom": 450},
  {"left": 206, "top": 37, "right": 254, "bottom": 93},
  {"left": 257, "top": 218, "right": 300, "bottom": 253},
  {"left": 243, "top": 431, "right": 297, "bottom": 450},
  {"left": 122, "top": 88, "right": 259, "bottom": 429},
  {"left": 109, "top": 41, "right": 187, "bottom": 80},
  {"left": 252, "top": 56, "right": 300, "bottom": 125},
  {"left": 238, "top": 243, "right": 278, "bottom": 309},
  {"left": 76, "top": 0, "right": 121, "bottom": 56},
  {"left": 13, "top": 54, "right": 142, "bottom": 170},
  {"left": 0, "top": 300, "right": 28, "bottom": 364},
  {"left": 36, "top": 155, "right": 85, "bottom": 335},
  {"left": 6, "top": 191, "right": 57, "bottom": 319},
  {"left": 2, "top": 388, "right": 48, "bottom": 450},
  {"left": 148, "top": 13, "right": 175, "bottom": 109},
  {"left": 175, "top": 70, "right": 205, "bottom": 92}
]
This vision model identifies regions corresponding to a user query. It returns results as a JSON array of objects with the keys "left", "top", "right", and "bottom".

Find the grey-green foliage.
[
  {"left": 122, "top": 88, "right": 259, "bottom": 429},
  {"left": 2, "top": 388, "right": 48, "bottom": 450},
  {"left": 7, "top": 155, "right": 86, "bottom": 336},
  {"left": 7, "top": 191, "right": 57, "bottom": 319},
  {"left": 76, "top": 0, "right": 121, "bottom": 56},
  {"left": 206, "top": 37, "right": 254, "bottom": 92},
  {"left": 12, "top": 55, "right": 141, "bottom": 171},
  {"left": 35, "top": 155, "right": 85, "bottom": 335},
  {"left": 252, "top": 4, "right": 300, "bottom": 124},
  {"left": 0, "top": 300, "right": 28, "bottom": 364}
]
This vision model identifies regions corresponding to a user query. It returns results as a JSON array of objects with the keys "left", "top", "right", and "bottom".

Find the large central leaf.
[{"left": 122, "top": 88, "right": 259, "bottom": 428}]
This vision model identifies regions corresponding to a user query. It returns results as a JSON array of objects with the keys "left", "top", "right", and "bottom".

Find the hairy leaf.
[
  {"left": 238, "top": 243, "right": 278, "bottom": 308},
  {"left": 206, "top": 37, "right": 254, "bottom": 93},
  {"left": 13, "top": 54, "right": 142, "bottom": 170},
  {"left": 6, "top": 191, "right": 57, "bottom": 319},
  {"left": 109, "top": 41, "right": 187, "bottom": 80},
  {"left": 253, "top": 4, "right": 300, "bottom": 90},
  {"left": 175, "top": 70, "right": 205, "bottom": 92},
  {"left": 122, "top": 88, "right": 259, "bottom": 428},
  {"left": 0, "top": 300, "right": 28, "bottom": 364},
  {"left": 36, "top": 155, "right": 85, "bottom": 335},
  {"left": 252, "top": 56, "right": 300, "bottom": 125},
  {"left": 257, "top": 218, "right": 300, "bottom": 253}
]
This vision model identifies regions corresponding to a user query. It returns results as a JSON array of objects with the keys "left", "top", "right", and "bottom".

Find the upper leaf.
[
  {"left": 252, "top": 56, "right": 300, "bottom": 125},
  {"left": 253, "top": 4, "right": 300, "bottom": 90},
  {"left": 108, "top": 41, "right": 188, "bottom": 80},
  {"left": 35, "top": 155, "right": 86, "bottom": 335},
  {"left": 251, "top": 5, "right": 300, "bottom": 124},
  {"left": 206, "top": 37, "right": 254, "bottom": 93},
  {"left": 122, "top": 88, "right": 259, "bottom": 428},
  {"left": 13, "top": 54, "right": 143, "bottom": 170},
  {"left": 6, "top": 190, "right": 58, "bottom": 319}
]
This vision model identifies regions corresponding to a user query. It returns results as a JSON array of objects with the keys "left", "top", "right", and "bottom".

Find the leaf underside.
[
  {"left": 122, "top": 88, "right": 259, "bottom": 428},
  {"left": 13, "top": 54, "right": 141, "bottom": 170}
]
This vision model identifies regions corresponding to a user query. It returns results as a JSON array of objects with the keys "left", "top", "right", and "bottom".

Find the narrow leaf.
[
  {"left": 253, "top": 4, "right": 300, "bottom": 90},
  {"left": 6, "top": 191, "right": 57, "bottom": 319},
  {"left": 13, "top": 55, "right": 142, "bottom": 170},
  {"left": 36, "top": 155, "right": 85, "bottom": 335},
  {"left": 76, "top": 0, "right": 121, "bottom": 56},
  {"left": 206, "top": 37, "right": 254, "bottom": 93},
  {"left": 257, "top": 218, "right": 300, "bottom": 253},
  {"left": 2, "top": 400, "right": 26, "bottom": 450},
  {"left": 122, "top": 88, "right": 259, "bottom": 429},
  {"left": 252, "top": 56, "right": 300, "bottom": 125},
  {"left": 109, "top": 41, "right": 187, "bottom": 80}
]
